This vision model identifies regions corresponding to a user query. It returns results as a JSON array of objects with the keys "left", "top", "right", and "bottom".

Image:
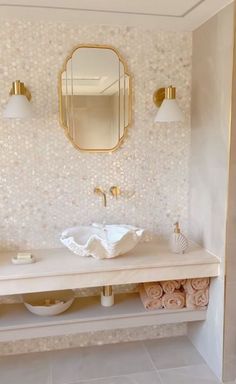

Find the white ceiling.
[{"left": 0, "top": 0, "right": 234, "bottom": 31}]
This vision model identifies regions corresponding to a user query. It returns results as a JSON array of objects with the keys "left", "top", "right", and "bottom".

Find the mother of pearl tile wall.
[
  {"left": 0, "top": 19, "right": 191, "bottom": 352},
  {"left": 0, "top": 323, "right": 187, "bottom": 356},
  {"left": 0, "top": 20, "right": 191, "bottom": 251}
]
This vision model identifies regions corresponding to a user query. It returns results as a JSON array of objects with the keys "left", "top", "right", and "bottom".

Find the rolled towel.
[
  {"left": 161, "top": 280, "right": 181, "bottom": 294},
  {"left": 183, "top": 279, "right": 196, "bottom": 294},
  {"left": 191, "top": 278, "right": 210, "bottom": 291},
  {"left": 174, "top": 280, "right": 182, "bottom": 290},
  {"left": 186, "top": 289, "right": 209, "bottom": 309},
  {"left": 139, "top": 285, "right": 162, "bottom": 311},
  {"left": 179, "top": 279, "right": 187, "bottom": 286},
  {"left": 162, "top": 290, "right": 185, "bottom": 310},
  {"left": 143, "top": 282, "right": 163, "bottom": 299},
  {"left": 183, "top": 278, "right": 210, "bottom": 294}
]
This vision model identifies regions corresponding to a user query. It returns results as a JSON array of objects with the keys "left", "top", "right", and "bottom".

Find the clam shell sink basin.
[{"left": 60, "top": 224, "right": 144, "bottom": 259}]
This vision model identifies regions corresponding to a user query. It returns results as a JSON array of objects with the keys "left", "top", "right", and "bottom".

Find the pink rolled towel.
[
  {"left": 184, "top": 278, "right": 210, "bottom": 294},
  {"left": 161, "top": 280, "right": 181, "bottom": 293},
  {"left": 186, "top": 289, "right": 209, "bottom": 309},
  {"left": 143, "top": 282, "right": 163, "bottom": 299},
  {"left": 191, "top": 278, "right": 210, "bottom": 290},
  {"left": 139, "top": 285, "right": 162, "bottom": 311},
  {"left": 183, "top": 280, "right": 196, "bottom": 294},
  {"left": 162, "top": 290, "right": 185, "bottom": 310}
]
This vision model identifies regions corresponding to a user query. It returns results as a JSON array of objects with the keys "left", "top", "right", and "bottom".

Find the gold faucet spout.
[{"left": 94, "top": 187, "right": 107, "bottom": 207}]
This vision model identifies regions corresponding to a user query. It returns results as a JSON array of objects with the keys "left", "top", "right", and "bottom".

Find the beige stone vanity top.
[{"left": 0, "top": 240, "right": 220, "bottom": 295}]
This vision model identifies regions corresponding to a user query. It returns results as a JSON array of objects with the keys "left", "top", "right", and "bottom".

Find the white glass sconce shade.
[
  {"left": 3, "top": 80, "right": 33, "bottom": 119},
  {"left": 3, "top": 95, "right": 33, "bottom": 119},
  {"left": 153, "top": 86, "right": 184, "bottom": 123},
  {"left": 154, "top": 99, "right": 184, "bottom": 122}
]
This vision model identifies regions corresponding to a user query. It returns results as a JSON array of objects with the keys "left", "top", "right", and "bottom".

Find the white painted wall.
[
  {"left": 223, "top": 3, "right": 236, "bottom": 382},
  {"left": 188, "top": 3, "right": 234, "bottom": 380}
]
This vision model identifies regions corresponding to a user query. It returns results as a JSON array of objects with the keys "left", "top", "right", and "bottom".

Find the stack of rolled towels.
[{"left": 139, "top": 278, "right": 209, "bottom": 311}]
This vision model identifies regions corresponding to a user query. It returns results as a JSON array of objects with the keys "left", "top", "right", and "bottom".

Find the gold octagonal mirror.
[{"left": 58, "top": 44, "right": 131, "bottom": 152}]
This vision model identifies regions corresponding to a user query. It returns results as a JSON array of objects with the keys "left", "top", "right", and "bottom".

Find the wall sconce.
[
  {"left": 3, "top": 80, "right": 33, "bottom": 119},
  {"left": 153, "top": 85, "right": 184, "bottom": 123}
]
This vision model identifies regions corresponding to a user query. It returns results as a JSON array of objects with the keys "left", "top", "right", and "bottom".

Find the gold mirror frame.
[{"left": 58, "top": 44, "right": 132, "bottom": 153}]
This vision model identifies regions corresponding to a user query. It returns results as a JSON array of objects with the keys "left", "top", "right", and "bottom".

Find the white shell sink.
[{"left": 60, "top": 224, "right": 144, "bottom": 259}]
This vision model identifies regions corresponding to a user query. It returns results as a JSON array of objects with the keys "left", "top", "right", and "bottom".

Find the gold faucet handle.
[{"left": 110, "top": 186, "right": 121, "bottom": 199}]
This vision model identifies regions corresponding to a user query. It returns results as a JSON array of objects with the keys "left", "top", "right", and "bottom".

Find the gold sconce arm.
[
  {"left": 153, "top": 86, "right": 176, "bottom": 108},
  {"left": 9, "top": 80, "right": 31, "bottom": 101}
]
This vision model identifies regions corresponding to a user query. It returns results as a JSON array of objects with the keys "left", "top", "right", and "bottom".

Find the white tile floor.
[{"left": 0, "top": 336, "right": 225, "bottom": 384}]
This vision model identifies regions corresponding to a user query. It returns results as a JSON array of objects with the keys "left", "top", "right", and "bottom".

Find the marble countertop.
[{"left": 0, "top": 240, "right": 220, "bottom": 295}]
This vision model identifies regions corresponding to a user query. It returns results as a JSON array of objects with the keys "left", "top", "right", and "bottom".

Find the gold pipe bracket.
[
  {"left": 102, "top": 285, "right": 113, "bottom": 296},
  {"left": 10, "top": 80, "right": 32, "bottom": 101}
]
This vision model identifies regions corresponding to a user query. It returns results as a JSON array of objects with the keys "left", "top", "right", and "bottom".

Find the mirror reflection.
[{"left": 59, "top": 45, "right": 131, "bottom": 152}]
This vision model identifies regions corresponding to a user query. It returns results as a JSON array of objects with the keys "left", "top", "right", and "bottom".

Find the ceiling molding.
[
  {"left": 0, "top": 0, "right": 205, "bottom": 18},
  {"left": 0, "top": 0, "right": 233, "bottom": 31}
]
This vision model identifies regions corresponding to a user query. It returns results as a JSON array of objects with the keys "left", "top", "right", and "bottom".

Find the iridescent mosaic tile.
[
  {"left": 0, "top": 323, "right": 187, "bottom": 356},
  {"left": 0, "top": 20, "right": 191, "bottom": 251},
  {"left": 0, "top": 19, "right": 192, "bottom": 352}
]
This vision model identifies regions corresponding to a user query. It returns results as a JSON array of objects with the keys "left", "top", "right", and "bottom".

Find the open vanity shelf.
[
  {"left": 0, "top": 294, "right": 207, "bottom": 342},
  {"left": 0, "top": 239, "right": 220, "bottom": 342}
]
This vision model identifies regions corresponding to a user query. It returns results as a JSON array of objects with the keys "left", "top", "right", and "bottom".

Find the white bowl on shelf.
[{"left": 22, "top": 290, "right": 74, "bottom": 316}]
